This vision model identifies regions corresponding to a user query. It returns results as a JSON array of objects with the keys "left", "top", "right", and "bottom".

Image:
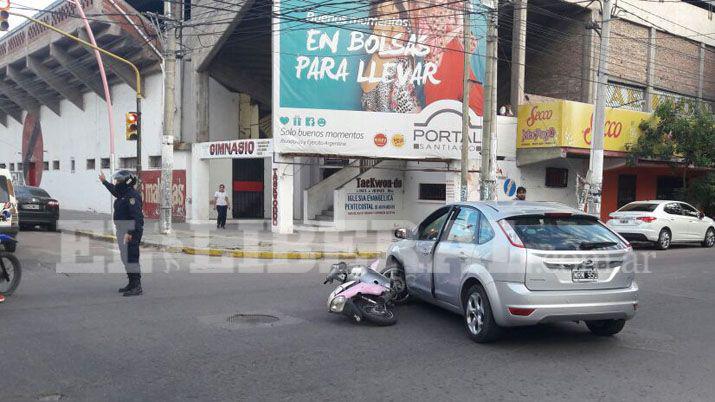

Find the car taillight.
[
  {"left": 47, "top": 200, "right": 59, "bottom": 207},
  {"left": 637, "top": 216, "right": 657, "bottom": 223},
  {"left": 508, "top": 307, "right": 535, "bottom": 316},
  {"left": 498, "top": 220, "right": 524, "bottom": 248}
]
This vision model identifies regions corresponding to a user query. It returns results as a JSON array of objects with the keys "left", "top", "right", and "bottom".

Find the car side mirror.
[
  {"left": 699, "top": 212, "right": 705, "bottom": 220},
  {"left": 394, "top": 228, "right": 408, "bottom": 239}
]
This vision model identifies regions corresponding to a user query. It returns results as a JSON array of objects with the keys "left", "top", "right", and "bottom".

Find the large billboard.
[{"left": 273, "top": 0, "right": 488, "bottom": 160}]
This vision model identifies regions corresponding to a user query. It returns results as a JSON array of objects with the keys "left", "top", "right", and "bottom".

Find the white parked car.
[{"left": 607, "top": 200, "right": 715, "bottom": 250}]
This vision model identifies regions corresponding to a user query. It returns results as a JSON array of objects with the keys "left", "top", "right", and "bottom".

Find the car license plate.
[
  {"left": 572, "top": 267, "right": 598, "bottom": 282},
  {"left": 619, "top": 219, "right": 630, "bottom": 224},
  {"left": 24, "top": 204, "right": 40, "bottom": 210}
]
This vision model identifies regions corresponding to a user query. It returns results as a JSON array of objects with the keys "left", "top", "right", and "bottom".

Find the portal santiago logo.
[{"left": 412, "top": 101, "right": 482, "bottom": 150}]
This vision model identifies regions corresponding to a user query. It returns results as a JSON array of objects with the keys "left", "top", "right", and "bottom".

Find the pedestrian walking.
[
  {"left": 214, "top": 184, "right": 230, "bottom": 229},
  {"left": 99, "top": 170, "right": 144, "bottom": 296},
  {"left": 515, "top": 186, "right": 527, "bottom": 201}
]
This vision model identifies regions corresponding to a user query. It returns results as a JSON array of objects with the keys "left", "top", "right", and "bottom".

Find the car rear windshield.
[
  {"left": 0, "top": 177, "right": 9, "bottom": 203},
  {"left": 618, "top": 203, "right": 658, "bottom": 212},
  {"left": 15, "top": 186, "right": 49, "bottom": 198},
  {"left": 506, "top": 214, "right": 625, "bottom": 251},
  {"left": 28, "top": 187, "right": 49, "bottom": 197}
]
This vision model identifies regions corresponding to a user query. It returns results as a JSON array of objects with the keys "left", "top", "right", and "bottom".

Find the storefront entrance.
[{"left": 232, "top": 159, "right": 264, "bottom": 218}]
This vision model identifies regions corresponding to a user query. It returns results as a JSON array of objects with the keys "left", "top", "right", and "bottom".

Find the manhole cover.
[
  {"left": 198, "top": 311, "right": 301, "bottom": 330},
  {"left": 226, "top": 314, "right": 279, "bottom": 325}
]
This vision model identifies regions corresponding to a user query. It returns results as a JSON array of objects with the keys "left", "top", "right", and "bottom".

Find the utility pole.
[
  {"left": 480, "top": 7, "right": 498, "bottom": 201},
  {"left": 160, "top": 0, "right": 181, "bottom": 234},
  {"left": 586, "top": 0, "right": 612, "bottom": 217},
  {"left": 460, "top": 0, "right": 471, "bottom": 202}
]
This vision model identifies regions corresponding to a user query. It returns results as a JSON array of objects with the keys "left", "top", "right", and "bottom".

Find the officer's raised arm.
[{"left": 99, "top": 172, "right": 120, "bottom": 198}]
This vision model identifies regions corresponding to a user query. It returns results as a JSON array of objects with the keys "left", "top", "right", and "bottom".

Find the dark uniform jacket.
[{"left": 102, "top": 180, "right": 144, "bottom": 236}]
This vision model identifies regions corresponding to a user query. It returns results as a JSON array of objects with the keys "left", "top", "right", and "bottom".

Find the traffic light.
[
  {"left": 0, "top": 0, "right": 8, "bottom": 32},
  {"left": 125, "top": 112, "right": 138, "bottom": 141},
  {"left": 0, "top": 11, "right": 9, "bottom": 32}
]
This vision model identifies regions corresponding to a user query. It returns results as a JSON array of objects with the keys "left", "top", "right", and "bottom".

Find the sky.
[{"left": 1, "top": 0, "right": 56, "bottom": 37}]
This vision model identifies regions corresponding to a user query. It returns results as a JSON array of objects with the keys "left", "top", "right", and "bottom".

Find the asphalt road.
[{"left": 2, "top": 230, "right": 715, "bottom": 401}]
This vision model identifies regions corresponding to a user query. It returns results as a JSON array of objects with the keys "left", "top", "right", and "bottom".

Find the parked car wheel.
[
  {"left": 702, "top": 228, "right": 715, "bottom": 248},
  {"left": 463, "top": 284, "right": 501, "bottom": 343},
  {"left": 586, "top": 319, "right": 626, "bottom": 336},
  {"left": 655, "top": 228, "right": 671, "bottom": 250}
]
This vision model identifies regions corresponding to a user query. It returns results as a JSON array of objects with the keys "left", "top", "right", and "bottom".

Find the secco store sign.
[
  {"left": 273, "top": 0, "right": 490, "bottom": 160},
  {"left": 517, "top": 100, "right": 650, "bottom": 152}
]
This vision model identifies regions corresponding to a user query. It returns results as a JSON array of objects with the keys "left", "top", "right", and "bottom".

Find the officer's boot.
[
  {"left": 123, "top": 275, "right": 143, "bottom": 297},
  {"left": 118, "top": 283, "right": 132, "bottom": 293},
  {"left": 118, "top": 275, "right": 133, "bottom": 293}
]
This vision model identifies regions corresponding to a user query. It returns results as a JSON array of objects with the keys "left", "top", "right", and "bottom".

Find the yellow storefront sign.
[{"left": 517, "top": 100, "right": 650, "bottom": 151}]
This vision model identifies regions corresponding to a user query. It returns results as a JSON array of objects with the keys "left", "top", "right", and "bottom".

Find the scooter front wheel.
[{"left": 354, "top": 300, "right": 398, "bottom": 326}]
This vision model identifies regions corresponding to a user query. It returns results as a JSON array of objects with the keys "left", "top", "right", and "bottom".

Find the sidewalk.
[{"left": 58, "top": 210, "right": 394, "bottom": 259}]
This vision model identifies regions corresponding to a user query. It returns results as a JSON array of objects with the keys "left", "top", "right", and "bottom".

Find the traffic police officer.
[{"left": 99, "top": 170, "right": 145, "bottom": 296}]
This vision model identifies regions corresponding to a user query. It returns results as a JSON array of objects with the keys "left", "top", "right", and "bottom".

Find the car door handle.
[{"left": 459, "top": 252, "right": 469, "bottom": 261}]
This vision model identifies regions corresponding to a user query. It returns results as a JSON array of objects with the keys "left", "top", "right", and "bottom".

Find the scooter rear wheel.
[
  {"left": 0, "top": 252, "right": 21, "bottom": 296},
  {"left": 354, "top": 300, "right": 398, "bottom": 326}
]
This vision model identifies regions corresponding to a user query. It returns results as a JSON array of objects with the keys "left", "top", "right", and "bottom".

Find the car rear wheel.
[
  {"left": 655, "top": 228, "right": 671, "bottom": 250},
  {"left": 702, "top": 228, "right": 715, "bottom": 248},
  {"left": 586, "top": 319, "right": 626, "bottom": 336},
  {"left": 463, "top": 285, "right": 501, "bottom": 343}
]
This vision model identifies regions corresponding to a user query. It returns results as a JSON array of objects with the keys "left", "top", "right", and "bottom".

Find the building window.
[
  {"left": 119, "top": 157, "right": 137, "bottom": 170},
  {"left": 149, "top": 155, "right": 161, "bottom": 169},
  {"left": 86, "top": 159, "right": 96, "bottom": 170},
  {"left": 70, "top": 158, "right": 76, "bottom": 173},
  {"left": 101, "top": 158, "right": 110, "bottom": 169},
  {"left": 43, "top": 161, "right": 49, "bottom": 171},
  {"left": 53, "top": 160, "right": 60, "bottom": 170},
  {"left": 545, "top": 167, "right": 568, "bottom": 188},
  {"left": 606, "top": 82, "right": 646, "bottom": 111},
  {"left": 0, "top": 163, "right": 5, "bottom": 169},
  {"left": 16, "top": 163, "right": 22, "bottom": 172},
  {"left": 10, "top": 163, "right": 15, "bottom": 171},
  {"left": 419, "top": 183, "right": 447, "bottom": 201}
]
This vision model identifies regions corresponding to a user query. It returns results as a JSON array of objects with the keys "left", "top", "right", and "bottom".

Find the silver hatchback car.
[{"left": 385, "top": 201, "right": 638, "bottom": 343}]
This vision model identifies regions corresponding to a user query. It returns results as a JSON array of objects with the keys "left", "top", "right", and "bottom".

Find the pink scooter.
[{"left": 323, "top": 260, "right": 398, "bottom": 326}]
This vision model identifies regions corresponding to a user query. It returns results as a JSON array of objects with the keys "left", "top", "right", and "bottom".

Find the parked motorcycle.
[
  {"left": 323, "top": 260, "right": 398, "bottom": 326},
  {"left": 0, "top": 207, "right": 21, "bottom": 296}
]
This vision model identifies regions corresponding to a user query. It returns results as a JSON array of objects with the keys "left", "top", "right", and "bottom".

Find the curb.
[{"left": 66, "top": 229, "right": 383, "bottom": 260}]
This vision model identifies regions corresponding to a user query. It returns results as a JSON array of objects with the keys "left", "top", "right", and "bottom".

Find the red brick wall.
[
  {"left": 703, "top": 46, "right": 715, "bottom": 101},
  {"left": 609, "top": 20, "right": 649, "bottom": 86},
  {"left": 524, "top": 14, "right": 587, "bottom": 102},
  {"left": 654, "top": 31, "right": 701, "bottom": 97}
]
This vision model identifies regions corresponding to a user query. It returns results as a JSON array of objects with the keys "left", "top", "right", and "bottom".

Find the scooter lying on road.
[{"left": 323, "top": 260, "right": 398, "bottom": 326}]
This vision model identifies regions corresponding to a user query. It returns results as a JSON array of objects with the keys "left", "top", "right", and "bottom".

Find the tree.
[
  {"left": 628, "top": 99, "right": 715, "bottom": 190},
  {"left": 678, "top": 173, "right": 715, "bottom": 217}
]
